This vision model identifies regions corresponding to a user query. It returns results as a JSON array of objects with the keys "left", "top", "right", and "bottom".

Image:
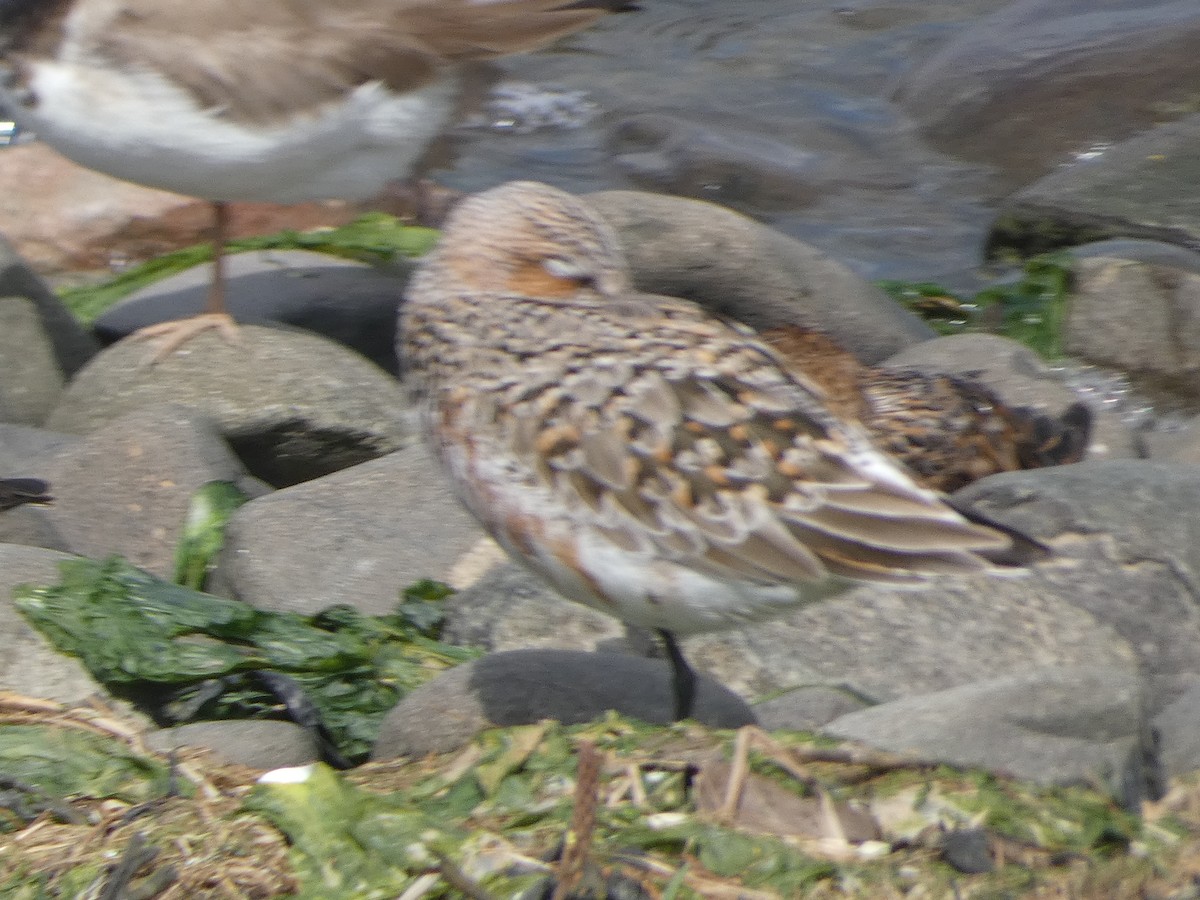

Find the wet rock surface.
[
  {"left": 996, "top": 114, "right": 1200, "bottom": 259},
  {"left": 444, "top": 0, "right": 1200, "bottom": 286},
  {"left": 893, "top": 0, "right": 1200, "bottom": 187}
]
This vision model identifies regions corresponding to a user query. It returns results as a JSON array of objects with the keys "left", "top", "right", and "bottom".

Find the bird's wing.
[
  {"left": 495, "top": 320, "right": 1016, "bottom": 587},
  {"left": 84, "top": 0, "right": 616, "bottom": 124},
  {"left": 862, "top": 368, "right": 1093, "bottom": 492},
  {"left": 394, "top": 0, "right": 628, "bottom": 59}
]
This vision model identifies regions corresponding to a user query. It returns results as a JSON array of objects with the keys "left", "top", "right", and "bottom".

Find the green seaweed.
[
  {"left": 59, "top": 214, "right": 439, "bottom": 323},
  {"left": 173, "top": 480, "right": 250, "bottom": 590},
  {"left": 973, "top": 252, "right": 1074, "bottom": 359},
  {"left": 13, "top": 557, "right": 475, "bottom": 762},
  {"left": 879, "top": 251, "right": 1074, "bottom": 358}
]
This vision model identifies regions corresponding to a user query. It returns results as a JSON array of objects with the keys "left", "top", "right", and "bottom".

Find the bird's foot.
[{"left": 127, "top": 313, "right": 240, "bottom": 363}]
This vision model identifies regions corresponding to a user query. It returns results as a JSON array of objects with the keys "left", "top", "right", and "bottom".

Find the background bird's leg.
[
  {"left": 206, "top": 200, "right": 229, "bottom": 315},
  {"left": 128, "top": 200, "right": 241, "bottom": 360},
  {"left": 658, "top": 629, "right": 697, "bottom": 721}
]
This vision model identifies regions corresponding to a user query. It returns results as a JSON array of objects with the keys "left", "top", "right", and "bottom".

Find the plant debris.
[{"left": 5, "top": 698, "right": 1200, "bottom": 898}]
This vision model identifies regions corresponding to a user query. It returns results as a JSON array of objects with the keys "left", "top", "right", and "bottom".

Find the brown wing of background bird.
[{"left": 761, "top": 325, "right": 1092, "bottom": 493}]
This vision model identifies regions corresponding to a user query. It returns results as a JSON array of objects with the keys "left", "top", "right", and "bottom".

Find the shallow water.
[
  {"left": 439, "top": 0, "right": 1001, "bottom": 289},
  {"left": 442, "top": 0, "right": 1200, "bottom": 292}
]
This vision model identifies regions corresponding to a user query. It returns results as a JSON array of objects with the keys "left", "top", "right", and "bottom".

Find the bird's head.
[{"left": 410, "top": 181, "right": 632, "bottom": 304}]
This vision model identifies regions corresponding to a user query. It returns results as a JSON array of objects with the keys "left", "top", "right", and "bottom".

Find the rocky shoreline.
[{"left": 5, "top": 189, "right": 1200, "bottom": 810}]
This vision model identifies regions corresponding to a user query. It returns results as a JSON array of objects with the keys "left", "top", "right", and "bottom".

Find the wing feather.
[
  {"left": 501, "top": 335, "right": 1014, "bottom": 588},
  {"left": 85, "top": 0, "right": 616, "bottom": 124}
]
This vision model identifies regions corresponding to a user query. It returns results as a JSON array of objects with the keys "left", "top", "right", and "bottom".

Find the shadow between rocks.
[
  {"left": 467, "top": 649, "right": 755, "bottom": 727},
  {"left": 372, "top": 649, "right": 756, "bottom": 759}
]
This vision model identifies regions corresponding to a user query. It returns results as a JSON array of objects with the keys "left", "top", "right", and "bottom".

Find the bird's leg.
[
  {"left": 128, "top": 200, "right": 241, "bottom": 361},
  {"left": 658, "top": 629, "right": 697, "bottom": 721},
  {"left": 206, "top": 199, "right": 229, "bottom": 316}
]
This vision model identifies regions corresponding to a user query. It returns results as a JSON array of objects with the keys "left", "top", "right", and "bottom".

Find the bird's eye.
[{"left": 543, "top": 256, "right": 596, "bottom": 287}]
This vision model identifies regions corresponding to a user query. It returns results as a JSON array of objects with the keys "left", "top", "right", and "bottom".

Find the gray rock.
[
  {"left": 0, "top": 504, "right": 69, "bottom": 553},
  {"left": 443, "top": 546, "right": 1134, "bottom": 705},
  {"left": 998, "top": 112, "right": 1200, "bottom": 254},
  {"left": 824, "top": 667, "right": 1150, "bottom": 791},
  {"left": 940, "top": 829, "right": 994, "bottom": 875},
  {"left": 1064, "top": 255, "right": 1200, "bottom": 399},
  {"left": 0, "top": 235, "right": 98, "bottom": 377},
  {"left": 1069, "top": 238, "right": 1200, "bottom": 274},
  {"left": 1152, "top": 675, "right": 1200, "bottom": 780},
  {"left": 444, "top": 562, "right": 625, "bottom": 652},
  {"left": 879, "top": 332, "right": 1137, "bottom": 461},
  {"left": 894, "top": 0, "right": 1200, "bottom": 185},
  {"left": 0, "top": 297, "right": 64, "bottom": 425},
  {"left": 753, "top": 684, "right": 872, "bottom": 733},
  {"left": 587, "top": 189, "right": 935, "bottom": 364},
  {"left": 370, "top": 649, "right": 756, "bottom": 759},
  {"left": 683, "top": 573, "right": 1134, "bottom": 703},
  {"left": 94, "top": 250, "right": 413, "bottom": 374},
  {"left": 958, "top": 460, "right": 1200, "bottom": 686},
  {"left": 214, "top": 443, "right": 485, "bottom": 616},
  {"left": 0, "top": 544, "right": 102, "bottom": 703},
  {"left": 0, "top": 423, "right": 78, "bottom": 473},
  {"left": 1141, "top": 414, "right": 1200, "bottom": 465},
  {"left": 41, "top": 404, "right": 251, "bottom": 578},
  {"left": 146, "top": 720, "right": 319, "bottom": 770},
  {"left": 46, "top": 324, "right": 409, "bottom": 486}
]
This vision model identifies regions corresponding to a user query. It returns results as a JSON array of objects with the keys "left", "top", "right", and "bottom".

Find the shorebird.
[
  {"left": 401, "top": 180, "right": 1045, "bottom": 721},
  {"left": 760, "top": 325, "right": 1092, "bottom": 493},
  {"left": 0, "top": 0, "right": 632, "bottom": 357},
  {"left": 0, "top": 476, "right": 51, "bottom": 511}
]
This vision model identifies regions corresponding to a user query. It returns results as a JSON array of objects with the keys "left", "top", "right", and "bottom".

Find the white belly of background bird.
[
  {"left": 401, "top": 180, "right": 1041, "bottom": 719},
  {"left": 15, "top": 63, "right": 458, "bottom": 203}
]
